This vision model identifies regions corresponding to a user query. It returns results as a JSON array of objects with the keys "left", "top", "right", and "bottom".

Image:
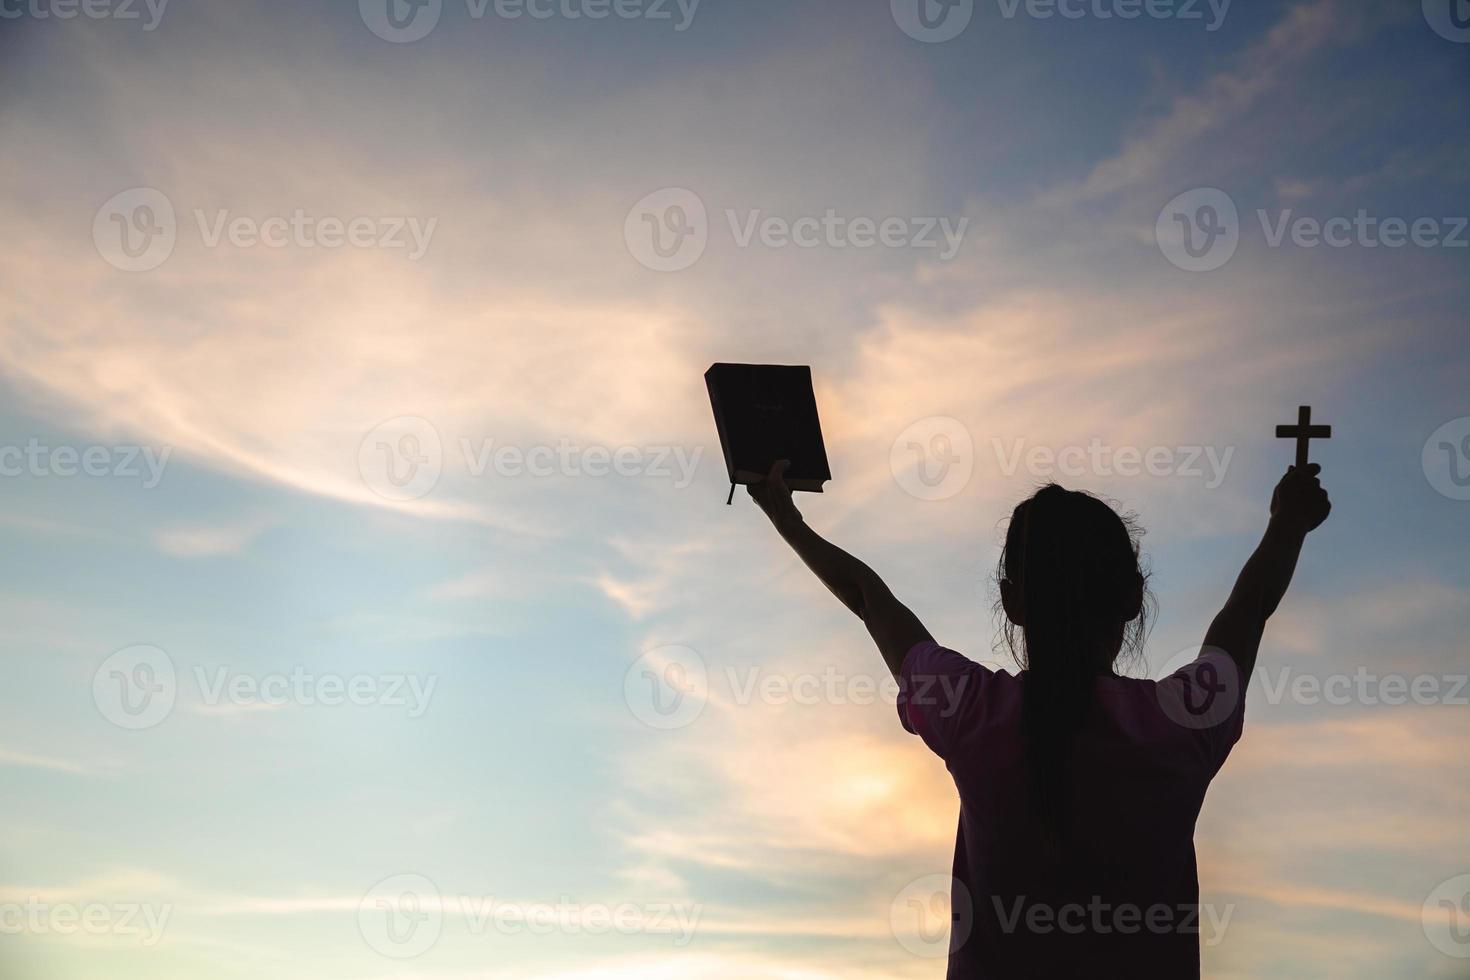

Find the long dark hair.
[{"left": 996, "top": 485, "right": 1152, "bottom": 851}]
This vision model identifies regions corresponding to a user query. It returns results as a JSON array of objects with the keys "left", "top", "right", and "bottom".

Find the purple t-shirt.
[{"left": 897, "top": 641, "right": 1245, "bottom": 979}]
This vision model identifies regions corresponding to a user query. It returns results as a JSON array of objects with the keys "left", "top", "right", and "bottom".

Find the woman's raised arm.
[{"left": 748, "top": 460, "right": 932, "bottom": 680}]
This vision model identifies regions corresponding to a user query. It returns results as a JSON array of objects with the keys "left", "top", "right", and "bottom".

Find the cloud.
[
  {"left": 0, "top": 870, "right": 180, "bottom": 904},
  {"left": 0, "top": 745, "right": 91, "bottom": 775},
  {"left": 154, "top": 514, "right": 275, "bottom": 557},
  {"left": 1042, "top": 0, "right": 1364, "bottom": 209}
]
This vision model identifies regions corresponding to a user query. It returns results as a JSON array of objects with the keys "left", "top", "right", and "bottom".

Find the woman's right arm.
[{"left": 1202, "top": 464, "right": 1332, "bottom": 684}]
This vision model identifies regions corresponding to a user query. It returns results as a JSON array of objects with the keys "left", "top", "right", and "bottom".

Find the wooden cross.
[{"left": 1276, "top": 405, "right": 1331, "bottom": 468}]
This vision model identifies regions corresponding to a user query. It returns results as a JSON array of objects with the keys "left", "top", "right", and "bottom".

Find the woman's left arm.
[{"left": 748, "top": 461, "right": 932, "bottom": 680}]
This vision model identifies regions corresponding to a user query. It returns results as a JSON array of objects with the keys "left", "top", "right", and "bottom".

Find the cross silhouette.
[{"left": 1276, "top": 405, "right": 1331, "bottom": 468}]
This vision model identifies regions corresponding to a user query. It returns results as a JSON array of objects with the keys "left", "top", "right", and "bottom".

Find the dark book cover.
[{"left": 705, "top": 363, "right": 832, "bottom": 498}]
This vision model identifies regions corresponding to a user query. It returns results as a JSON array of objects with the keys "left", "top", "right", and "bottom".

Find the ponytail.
[{"left": 998, "top": 486, "right": 1150, "bottom": 853}]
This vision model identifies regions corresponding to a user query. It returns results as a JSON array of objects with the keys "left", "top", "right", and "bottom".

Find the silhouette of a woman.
[{"left": 749, "top": 460, "right": 1330, "bottom": 977}]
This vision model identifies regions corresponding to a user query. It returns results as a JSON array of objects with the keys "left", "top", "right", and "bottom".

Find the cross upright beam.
[{"left": 1276, "top": 405, "right": 1332, "bottom": 468}]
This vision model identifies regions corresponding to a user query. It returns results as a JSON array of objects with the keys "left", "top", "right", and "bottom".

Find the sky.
[{"left": 0, "top": 0, "right": 1468, "bottom": 976}]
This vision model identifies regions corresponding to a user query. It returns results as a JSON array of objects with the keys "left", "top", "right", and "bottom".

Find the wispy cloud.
[
  {"left": 154, "top": 514, "right": 275, "bottom": 557},
  {"left": 0, "top": 745, "right": 91, "bottom": 775}
]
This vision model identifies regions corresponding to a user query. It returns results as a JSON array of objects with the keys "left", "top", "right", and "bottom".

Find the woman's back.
[
  {"left": 746, "top": 460, "right": 1329, "bottom": 977},
  {"left": 900, "top": 641, "right": 1245, "bottom": 978}
]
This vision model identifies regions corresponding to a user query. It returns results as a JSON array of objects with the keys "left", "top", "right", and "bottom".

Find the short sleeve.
[
  {"left": 896, "top": 641, "right": 988, "bottom": 760},
  {"left": 1154, "top": 648, "right": 1247, "bottom": 774}
]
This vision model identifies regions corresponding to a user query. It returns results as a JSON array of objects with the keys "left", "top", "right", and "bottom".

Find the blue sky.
[{"left": 1, "top": 0, "right": 1468, "bottom": 976}]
